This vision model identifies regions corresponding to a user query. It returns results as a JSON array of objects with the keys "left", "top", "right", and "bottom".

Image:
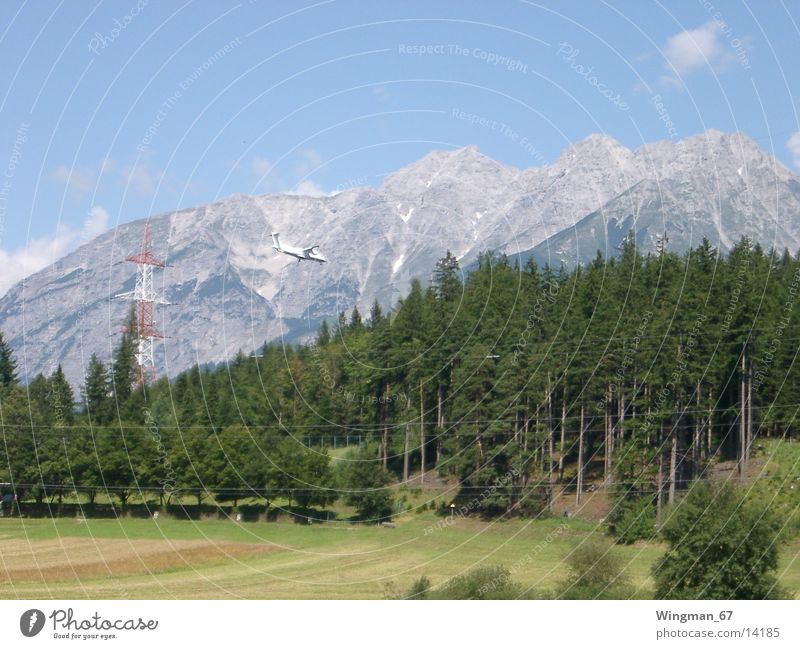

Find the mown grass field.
[
  {"left": 0, "top": 512, "right": 798, "bottom": 599},
  {"left": 1, "top": 439, "right": 798, "bottom": 600}
]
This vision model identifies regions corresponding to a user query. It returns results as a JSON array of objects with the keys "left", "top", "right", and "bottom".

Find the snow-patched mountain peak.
[
  {"left": 552, "top": 133, "right": 640, "bottom": 176},
  {"left": 379, "top": 144, "right": 517, "bottom": 199},
  {"left": 635, "top": 130, "right": 790, "bottom": 182},
  {"left": 561, "top": 132, "right": 628, "bottom": 154},
  {"left": 521, "top": 130, "right": 800, "bottom": 270},
  {"left": 1, "top": 129, "right": 798, "bottom": 386}
]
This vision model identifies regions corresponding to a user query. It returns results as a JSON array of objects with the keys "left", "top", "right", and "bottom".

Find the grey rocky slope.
[
  {"left": 520, "top": 130, "right": 800, "bottom": 268},
  {"left": 1, "top": 129, "right": 798, "bottom": 386}
]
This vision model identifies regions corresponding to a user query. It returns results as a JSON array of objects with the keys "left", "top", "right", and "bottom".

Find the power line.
[
  {"left": 6, "top": 405, "right": 800, "bottom": 432},
  {"left": 3, "top": 470, "right": 798, "bottom": 495}
]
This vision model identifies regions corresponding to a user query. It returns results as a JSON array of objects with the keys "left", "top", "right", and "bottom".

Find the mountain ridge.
[{"left": 1, "top": 129, "right": 798, "bottom": 387}]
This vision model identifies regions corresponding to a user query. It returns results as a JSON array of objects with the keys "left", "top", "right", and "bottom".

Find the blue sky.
[{"left": 0, "top": 0, "right": 798, "bottom": 293}]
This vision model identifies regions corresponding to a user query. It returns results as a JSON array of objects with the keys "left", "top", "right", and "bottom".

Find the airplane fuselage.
[
  {"left": 272, "top": 244, "right": 326, "bottom": 262},
  {"left": 271, "top": 233, "right": 327, "bottom": 263}
]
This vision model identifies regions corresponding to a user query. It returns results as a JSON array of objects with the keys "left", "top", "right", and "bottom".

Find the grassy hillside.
[{"left": 1, "top": 511, "right": 798, "bottom": 599}]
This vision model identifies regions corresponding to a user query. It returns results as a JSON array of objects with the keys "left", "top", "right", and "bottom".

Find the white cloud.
[
  {"left": 658, "top": 19, "right": 749, "bottom": 91},
  {"left": 664, "top": 21, "right": 723, "bottom": 75},
  {"left": 49, "top": 159, "right": 117, "bottom": 197},
  {"left": 49, "top": 165, "right": 94, "bottom": 197},
  {"left": 787, "top": 132, "right": 800, "bottom": 170},
  {"left": 288, "top": 180, "right": 329, "bottom": 197},
  {"left": 121, "top": 162, "right": 162, "bottom": 196},
  {"left": 251, "top": 156, "right": 272, "bottom": 177},
  {"left": 657, "top": 74, "right": 685, "bottom": 92},
  {"left": 0, "top": 207, "right": 111, "bottom": 296},
  {"left": 292, "top": 148, "right": 323, "bottom": 177},
  {"left": 83, "top": 205, "right": 109, "bottom": 238}
]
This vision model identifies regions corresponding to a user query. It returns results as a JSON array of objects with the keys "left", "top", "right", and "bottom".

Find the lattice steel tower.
[{"left": 115, "top": 223, "right": 169, "bottom": 386}]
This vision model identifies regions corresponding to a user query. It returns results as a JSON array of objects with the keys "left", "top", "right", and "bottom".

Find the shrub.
[
  {"left": 434, "top": 566, "right": 523, "bottom": 600},
  {"left": 608, "top": 496, "right": 657, "bottom": 544},
  {"left": 405, "top": 576, "right": 431, "bottom": 599},
  {"left": 338, "top": 445, "right": 393, "bottom": 522},
  {"left": 557, "top": 538, "right": 632, "bottom": 599},
  {"left": 653, "top": 481, "right": 787, "bottom": 599}
]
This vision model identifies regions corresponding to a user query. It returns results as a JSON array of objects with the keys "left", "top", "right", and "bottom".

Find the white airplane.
[{"left": 271, "top": 232, "right": 327, "bottom": 263}]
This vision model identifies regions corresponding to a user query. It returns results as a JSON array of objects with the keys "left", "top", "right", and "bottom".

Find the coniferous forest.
[{"left": 1, "top": 235, "right": 800, "bottom": 526}]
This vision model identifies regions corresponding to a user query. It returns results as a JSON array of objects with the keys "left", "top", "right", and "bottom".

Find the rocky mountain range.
[
  {"left": 523, "top": 130, "right": 800, "bottom": 268},
  {"left": 1, "top": 129, "right": 798, "bottom": 387}
]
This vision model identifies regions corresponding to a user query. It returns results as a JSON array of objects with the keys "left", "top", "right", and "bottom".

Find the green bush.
[
  {"left": 608, "top": 496, "right": 657, "bottom": 544},
  {"left": 405, "top": 576, "right": 431, "bottom": 599},
  {"left": 557, "top": 539, "right": 632, "bottom": 599},
  {"left": 337, "top": 445, "right": 393, "bottom": 522},
  {"left": 653, "top": 481, "right": 788, "bottom": 599},
  {"left": 434, "top": 566, "right": 523, "bottom": 600}
]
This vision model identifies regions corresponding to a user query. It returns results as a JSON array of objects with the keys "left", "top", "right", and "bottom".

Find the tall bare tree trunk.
[
  {"left": 707, "top": 407, "right": 713, "bottom": 460},
  {"left": 739, "top": 352, "right": 747, "bottom": 481},
  {"left": 475, "top": 422, "right": 484, "bottom": 466},
  {"left": 403, "top": 423, "right": 410, "bottom": 481},
  {"left": 609, "top": 388, "right": 615, "bottom": 472},
  {"left": 419, "top": 379, "right": 425, "bottom": 484},
  {"left": 576, "top": 401, "right": 585, "bottom": 507},
  {"left": 522, "top": 397, "right": 538, "bottom": 452},
  {"left": 668, "top": 426, "right": 677, "bottom": 506},
  {"left": 523, "top": 397, "right": 530, "bottom": 452},
  {"left": 693, "top": 382, "right": 701, "bottom": 475},
  {"left": 619, "top": 386, "right": 625, "bottom": 443},
  {"left": 559, "top": 385, "right": 567, "bottom": 482},
  {"left": 436, "top": 380, "right": 443, "bottom": 465},
  {"left": 437, "top": 381, "right": 443, "bottom": 428},
  {"left": 535, "top": 403, "right": 544, "bottom": 472},
  {"left": 746, "top": 362, "right": 753, "bottom": 467},
  {"left": 656, "top": 422, "right": 664, "bottom": 524},
  {"left": 604, "top": 384, "right": 612, "bottom": 485},
  {"left": 548, "top": 373, "right": 555, "bottom": 511},
  {"left": 382, "top": 382, "right": 390, "bottom": 468}
]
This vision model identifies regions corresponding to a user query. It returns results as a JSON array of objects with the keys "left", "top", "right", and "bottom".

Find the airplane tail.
[{"left": 271, "top": 232, "right": 281, "bottom": 249}]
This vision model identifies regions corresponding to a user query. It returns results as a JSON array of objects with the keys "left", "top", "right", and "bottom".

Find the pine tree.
[
  {"left": 432, "top": 250, "right": 462, "bottom": 302},
  {"left": 366, "top": 309, "right": 395, "bottom": 467},
  {"left": 349, "top": 307, "right": 364, "bottom": 332},
  {"left": 9, "top": 234, "right": 798, "bottom": 518},
  {"left": 111, "top": 308, "right": 137, "bottom": 406},
  {"left": 83, "top": 354, "right": 111, "bottom": 424},
  {"left": 391, "top": 279, "right": 430, "bottom": 479},
  {"left": 339, "top": 444, "right": 393, "bottom": 521},
  {"left": 368, "top": 300, "right": 384, "bottom": 329},
  {"left": 0, "top": 330, "right": 18, "bottom": 389},
  {"left": 48, "top": 365, "right": 75, "bottom": 425},
  {"left": 316, "top": 319, "right": 331, "bottom": 347}
]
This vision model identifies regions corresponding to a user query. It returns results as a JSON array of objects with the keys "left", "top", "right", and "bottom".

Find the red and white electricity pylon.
[{"left": 115, "top": 223, "right": 169, "bottom": 387}]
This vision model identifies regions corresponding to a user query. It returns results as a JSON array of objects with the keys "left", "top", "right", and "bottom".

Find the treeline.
[{"left": 1, "top": 235, "right": 799, "bottom": 519}]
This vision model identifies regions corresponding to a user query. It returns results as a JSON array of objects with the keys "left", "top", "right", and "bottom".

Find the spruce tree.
[
  {"left": 368, "top": 299, "right": 384, "bottom": 329},
  {"left": 49, "top": 365, "right": 75, "bottom": 425},
  {"left": 111, "top": 308, "right": 137, "bottom": 406},
  {"left": 0, "top": 330, "right": 18, "bottom": 389},
  {"left": 316, "top": 320, "right": 331, "bottom": 346},
  {"left": 432, "top": 250, "right": 462, "bottom": 302},
  {"left": 83, "top": 354, "right": 110, "bottom": 424},
  {"left": 349, "top": 307, "right": 364, "bottom": 332}
]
